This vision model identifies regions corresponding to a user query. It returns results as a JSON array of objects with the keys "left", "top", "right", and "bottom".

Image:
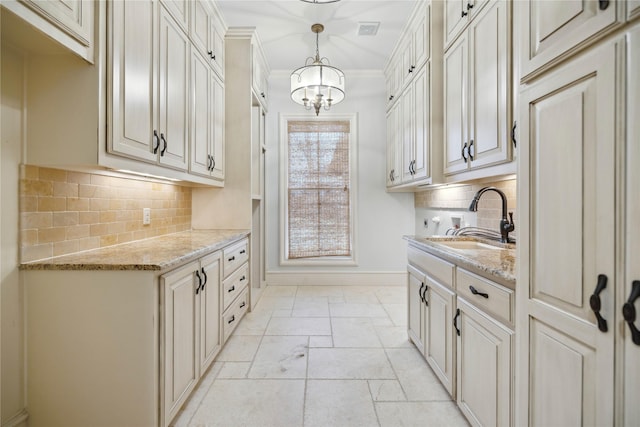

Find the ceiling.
[{"left": 216, "top": 0, "right": 419, "bottom": 72}]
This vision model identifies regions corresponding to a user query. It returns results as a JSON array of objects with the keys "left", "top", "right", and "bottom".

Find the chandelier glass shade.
[{"left": 290, "top": 24, "right": 345, "bottom": 116}]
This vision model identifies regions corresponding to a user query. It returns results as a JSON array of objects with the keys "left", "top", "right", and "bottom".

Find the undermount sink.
[{"left": 437, "top": 241, "right": 502, "bottom": 251}]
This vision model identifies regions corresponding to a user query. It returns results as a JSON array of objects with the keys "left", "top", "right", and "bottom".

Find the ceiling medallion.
[{"left": 290, "top": 23, "right": 345, "bottom": 116}]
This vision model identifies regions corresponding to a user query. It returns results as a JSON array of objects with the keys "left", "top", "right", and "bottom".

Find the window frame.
[{"left": 279, "top": 113, "right": 358, "bottom": 266}]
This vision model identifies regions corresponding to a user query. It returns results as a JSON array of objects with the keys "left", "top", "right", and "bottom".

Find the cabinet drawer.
[
  {"left": 408, "top": 245, "right": 454, "bottom": 287},
  {"left": 456, "top": 268, "right": 513, "bottom": 325},
  {"left": 223, "top": 287, "right": 249, "bottom": 342},
  {"left": 223, "top": 238, "right": 249, "bottom": 278},
  {"left": 223, "top": 262, "right": 249, "bottom": 311}
]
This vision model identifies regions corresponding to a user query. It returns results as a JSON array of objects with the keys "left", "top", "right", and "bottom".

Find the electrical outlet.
[{"left": 143, "top": 208, "right": 151, "bottom": 225}]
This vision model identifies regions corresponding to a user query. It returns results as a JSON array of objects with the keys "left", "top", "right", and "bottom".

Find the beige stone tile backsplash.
[
  {"left": 415, "top": 179, "right": 516, "bottom": 231},
  {"left": 20, "top": 165, "right": 192, "bottom": 262}
]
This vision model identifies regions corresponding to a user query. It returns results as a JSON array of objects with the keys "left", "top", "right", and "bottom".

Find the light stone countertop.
[
  {"left": 20, "top": 230, "right": 250, "bottom": 271},
  {"left": 404, "top": 235, "right": 516, "bottom": 288}
]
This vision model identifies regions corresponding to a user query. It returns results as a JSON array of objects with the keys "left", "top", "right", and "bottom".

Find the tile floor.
[{"left": 172, "top": 285, "right": 468, "bottom": 427}]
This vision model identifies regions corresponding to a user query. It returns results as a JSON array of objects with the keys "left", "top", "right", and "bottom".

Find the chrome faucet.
[{"left": 468, "top": 186, "right": 515, "bottom": 243}]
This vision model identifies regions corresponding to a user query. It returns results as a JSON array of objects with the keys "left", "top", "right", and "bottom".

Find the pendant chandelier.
[{"left": 290, "top": 23, "right": 345, "bottom": 116}]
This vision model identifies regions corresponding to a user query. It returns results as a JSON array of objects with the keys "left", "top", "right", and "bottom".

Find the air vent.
[{"left": 357, "top": 22, "right": 380, "bottom": 36}]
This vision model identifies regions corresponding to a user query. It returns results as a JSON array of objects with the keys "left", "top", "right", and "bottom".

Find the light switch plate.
[{"left": 143, "top": 208, "right": 151, "bottom": 225}]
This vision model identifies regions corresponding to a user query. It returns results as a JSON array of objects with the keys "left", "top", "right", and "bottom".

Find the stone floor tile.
[
  {"left": 329, "top": 302, "right": 389, "bottom": 317},
  {"left": 368, "top": 379, "right": 407, "bottom": 402},
  {"left": 215, "top": 335, "right": 261, "bottom": 362},
  {"left": 304, "top": 380, "right": 378, "bottom": 427},
  {"left": 331, "top": 317, "right": 382, "bottom": 348},
  {"left": 216, "top": 362, "right": 251, "bottom": 379},
  {"left": 248, "top": 336, "right": 309, "bottom": 379},
  {"left": 291, "top": 297, "right": 329, "bottom": 317},
  {"left": 307, "top": 348, "right": 395, "bottom": 379},
  {"left": 376, "top": 401, "right": 469, "bottom": 427},
  {"left": 386, "top": 347, "right": 451, "bottom": 401},
  {"left": 265, "top": 317, "right": 331, "bottom": 336}
]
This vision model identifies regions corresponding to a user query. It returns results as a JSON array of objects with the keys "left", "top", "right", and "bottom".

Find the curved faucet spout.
[{"left": 468, "top": 186, "right": 515, "bottom": 243}]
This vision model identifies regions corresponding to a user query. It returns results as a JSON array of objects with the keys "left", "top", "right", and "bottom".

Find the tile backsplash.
[
  {"left": 20, "top": 165, "right": 192, "bottom": 262},
  {"left": 415, "top": 178, "right": 516, "bottom": 236}
]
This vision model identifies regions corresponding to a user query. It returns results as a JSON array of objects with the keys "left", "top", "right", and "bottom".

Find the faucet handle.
[{"left": 509, "top": 212, "right": 514, "bottom": 225}]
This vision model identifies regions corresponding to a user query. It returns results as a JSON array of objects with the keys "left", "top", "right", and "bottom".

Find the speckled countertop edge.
[
  {"left": 20, "top": 230, "right": 250, "bottom": 271},
  {"left": 404, "top": 235, "right": 516, "bottom": 288}
]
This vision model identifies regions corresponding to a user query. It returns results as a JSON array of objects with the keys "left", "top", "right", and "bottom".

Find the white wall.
[{"left": 264, "top": 70, "right": 414, "bottom": 282}]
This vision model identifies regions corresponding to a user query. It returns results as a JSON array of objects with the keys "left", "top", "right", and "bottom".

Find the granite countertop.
[
  {"left": 404, "top": 235, "right": 516, "bottom": 288},
  {"left": 20, "top": 230, "right": 250, "bottom": 271}
]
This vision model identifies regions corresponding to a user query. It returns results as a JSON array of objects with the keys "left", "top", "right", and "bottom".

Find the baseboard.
[
  {"left": 3, "top": 409, "right": 28, "bottom": 427},
  {"left": 265, "top": 271, "right": 407, "bottom": 287}
]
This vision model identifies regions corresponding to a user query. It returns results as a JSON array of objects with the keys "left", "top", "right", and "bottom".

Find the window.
[{"left": 280, "top": 115, "right": 357, "bottom": 265}]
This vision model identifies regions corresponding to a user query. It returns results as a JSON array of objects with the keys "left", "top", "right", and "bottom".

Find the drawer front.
[
  {"left": 223, "top": 262, "right": 249, "bottom": 310},
  {"left": 223, "top": 287, "right": 249, "bottom": 342},
  {"left": 223, "top": 238, "right": 249, "bottom": 278},
  {"left": 408, "top": 245, "right": 454, "bottom": 287},
  {"left": 456, "top": 268, "right": 513, "bottom": 325}
]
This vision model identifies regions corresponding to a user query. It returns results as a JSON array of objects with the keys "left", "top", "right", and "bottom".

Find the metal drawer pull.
[
  {"left": 240, "top": 249, "right": 246, "bottom": 254},
  {"left": 228, "top": 256, "right": 235, "bottom": 262},
  {"left": 419, "top": 282, "right": 425, "bottom": 303},
  {"left": 469, "top": 285, "right": 489, "bottom": 298},
  {"left": 228, "top": 286, "right": 235, "bottom": 293},
  {"left": 228, "top": 315, "right": 235, "bottom": 324},
  {"left": 453, "top": 308, "right": 461, "bottom": 336},
  {"left": 422, "top": 284, "right": 429, "bottom": 306},
  {"left": 623, "top": 280, "right": 640, "bottom": 345},
  {"left": 240, "top": 275, "right": 246, "bottom": 281},
  {"left": 195, "top": 270, "right": 202, "bottom": 294},
  {"left": 589, "top": 274, "right": 608, "bottom": 333},
  {"left": 239, "top": 302, "right": 246, "bottom": 309}
]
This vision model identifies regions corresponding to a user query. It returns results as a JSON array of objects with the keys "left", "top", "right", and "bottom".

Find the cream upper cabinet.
[
  {"left": 190, "top": 0, "right": 224, "bottom": 79},
  {"left": 623, "top": 24, "right": 640, "bottom": 426},
  {"left": 444, "top": 0, "right": 511, "bottom": 176},
  {"left": 456, "top": 298, "right": 512, "bottom": 427},
  {"left": 518, "top": 40, "right": 617, "bottom": 426},
  {"left": 519, "top": 0, "right": 621, "bottom": 81},
  {"left": 190, "top": 49, "right": 224, "bottom": 181},
  {"left": 157, "top": 5, "right": 190, "bottom": 171},
  {"left": 159, "top": 0, "right": 188, "bottom": 32},
  {"left": 9, "top": 0, "right": 95, "bottom": 62},
  {"left": 109, "top": 0, "right": 159, "bottom": 164},
  {"left": 110, "top": 1, "right": 189, "bottom": 171},
  {"left": 401, "top": 65, "right": 430, "bottom": 183},
  {"left": 444, "top": 0, "right": 489, "bottom": 48},
  {"left": 386, "top": 101, "right": 402, "bottom": 186}
]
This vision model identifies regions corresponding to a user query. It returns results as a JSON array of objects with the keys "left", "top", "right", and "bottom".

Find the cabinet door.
[
  {"left": 520, "top": 0, "right": 619, "bottom": 80},
  {"left": 444, "top": 33, "right": 468, "bottom": 175},
  {"left": 190, "top": 50, "right": 213, "bottom": 177},
  {"left": 158, "top": 6, "right": 189, "bottom": 171},
  {"left": 425, "top": 276, "right": 456, "bottom": 396},
  {"left": 400, "top": 87, "right": 414, "bottom": 183},
  {"left": 467, "top": 0, "right": 510, "bottom": 169},
  {"left": 412, "top": 64, "right": 430, "bottom": 181},
  {"left": 408, "top": 265, "right": 426, "bottom": 353},
  {"left": 386, "top": 102, "right": 401, "bottom": 187},
  {"left": 190, "top": 0, "right": 211, "bottom": 57},
  {"left": 457, "top": 299, "right": 512, "bottom": 427},
  {"left": 20, "top": 0, "right": 93, "bottom": 48},
  {"left": 624, "top": 25, "right": 640, "bottom": 426},
  {"left": 109, "top": 0, "right": 158, "bottom": 163},
  {"left": 199, "top": 252, "right": 221, "bottom": 373},
  {"left": 445, "top": 0, "right": 468, "bottom": 47},
  {"left": 519, "top": 41, "right": 617, "bottom": 426},
  {"left": 159, "top": 0, "right": 188, "bottom": 32},
  {"left": 210, "top": 14, "right": 225, "bottom": 79},
  {"left": 398, "top": 36, "right": 413, "bottom": 90},
  {"left": 411, "top": 2, "right": 430, "bottom": 69},
  {"left": 161, "top": 261, "right": 199, "bottom": 427},
  {"left": 211, "top": 74, "right": 225, "bottom": 180}
]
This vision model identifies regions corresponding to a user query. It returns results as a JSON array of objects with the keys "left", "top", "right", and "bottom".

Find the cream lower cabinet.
[
  {"left": 518, "top": 39, "right": 618, "bottom": 425},
  {"left": 159, "top": 250, "right": 224, "bottom": 427},
  {"left": 407, "top": 243, "right": 513, "bottom": 426},
  {"left": 456, "top": 298, "right": 513, "bottom": 427},
  {"left": 623, "top": 25, "right": 640, "bottom": 426}
]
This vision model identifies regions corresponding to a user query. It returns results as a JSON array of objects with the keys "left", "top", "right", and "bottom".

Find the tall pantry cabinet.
[
  {"left": 516, "top": 1, "right": 639, "bottom": 425},
  {"left": 192, "top": 27, "right": 269, "bottom": 308}
]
